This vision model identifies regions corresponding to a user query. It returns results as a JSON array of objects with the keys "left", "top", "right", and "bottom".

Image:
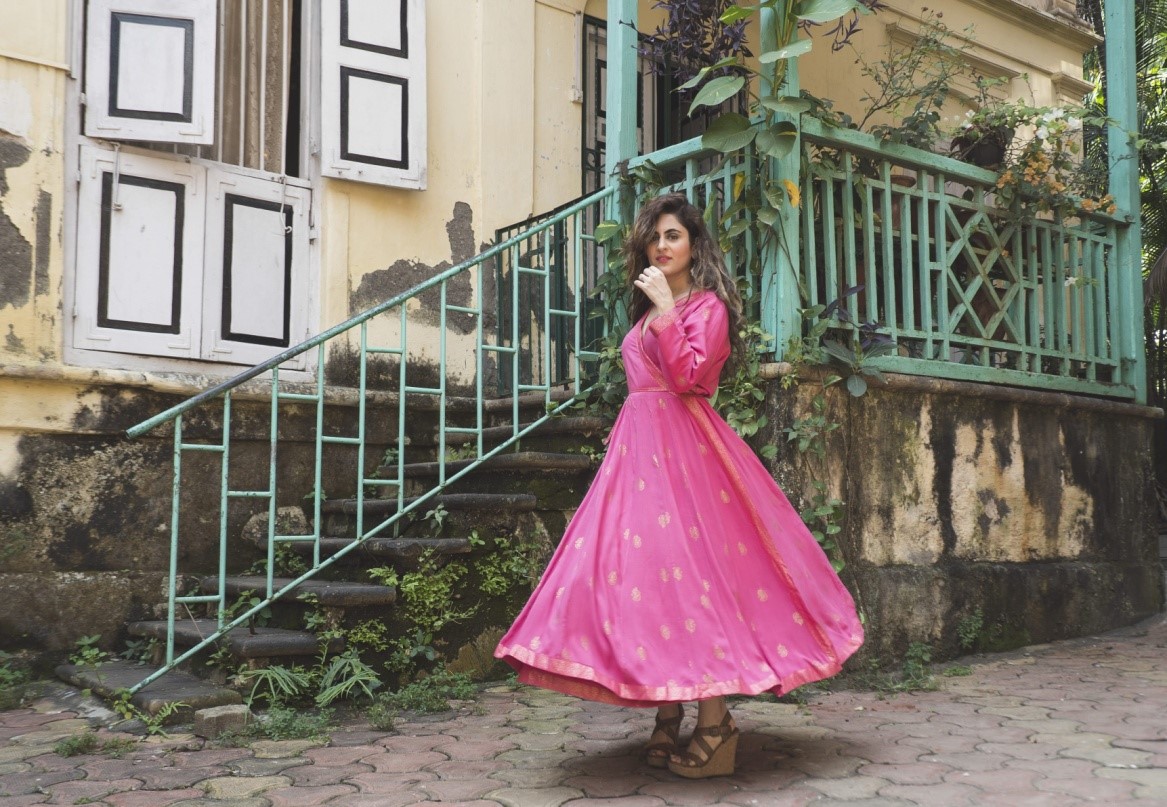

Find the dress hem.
[{"left": 495, "top": 635, "right": 863, "bottom": 708}]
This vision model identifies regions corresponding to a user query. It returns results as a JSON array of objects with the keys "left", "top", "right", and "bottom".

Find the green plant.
[
  {"left": 367, "top": 700, "right": 398, "bottom": 731},
  {"left": 0, "top": 651, "right": 30, "bottom": 691},
  {"left": 852, "top": 10, "right": 976, "bottom": 150},
  {"left": 950, "top": 91, "right": 1115, "bottom": 221},
  {"left": 344, "top": 619, "right": 390, "bottom": 653},
  {"left": 445, "top": 442, "right": 478, "bottom": 462},
  {"left": 217, "top": 704, "right": 333, "bottom": 744},
  {"left": 476, "top": 533, "right": 548, "bottom": 597},
  {"left": 315, "top": 650, "right": 382, "bottom": 706},
  {"left": 234, "top": 664, "right": 312, "bottom": 706},
  {"left": 899, "top": 642, "right": 937, "bottom": 690},
  {"left": 421, "top": 503, "right": 449, "bottom": 536},
  {"left": 245, "top": 544, "right": 309, "bottom": 578},
  {"left": 942, "top": 664, "right": 973, "bottom": 677},
  {"left": 221, "top": 590, "right": 273, "bottom": 633},
  {"left": 69, "top": 635, "right": 110, "bottom": 668},
  {"left": 55, "top": 732, "right": 100, "bottom": 756},
  {"left": 957, "top": 608, "right": 985, "bottom": 651},
  {"left": 375, "top": 669, "right": 476, "bottom": 714},
  {"left": 110, "top": 690, "right": 186, "bottom": 737},
  {"left": 120, "top": 637, "right": 159, "bottom": 667}
]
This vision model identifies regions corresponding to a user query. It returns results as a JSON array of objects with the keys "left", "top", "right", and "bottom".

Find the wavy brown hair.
[{"left": 622, "top": 193, "right": 745, "bottom": 371}]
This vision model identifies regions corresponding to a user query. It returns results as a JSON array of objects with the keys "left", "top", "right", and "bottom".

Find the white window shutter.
[
  {"left": 84, "top": 0, "right": 216, "bottom": 145},
  {"left": 202, "top": 166, "right": 313, "bottom": 368},
  {"left": 321, "top": 0, "right": 427, "bottom": 189},
  {"left": 74, "top": 145, "right": 205, "bottom": 358}
]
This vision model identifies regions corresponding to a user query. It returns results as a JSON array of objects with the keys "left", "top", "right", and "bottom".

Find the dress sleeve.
[{"left": 647, "top": 293, "right": 731, "bottom": 395}]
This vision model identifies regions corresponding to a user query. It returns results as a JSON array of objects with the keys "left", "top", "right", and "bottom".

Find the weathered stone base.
[{"left": 850, "top": 560, "right": 1162, "bottom": 663}]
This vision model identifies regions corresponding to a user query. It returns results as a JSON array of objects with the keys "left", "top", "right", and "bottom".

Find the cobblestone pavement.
[{"left": 2, "top": 614, "right": 1165, "bottom": 806}]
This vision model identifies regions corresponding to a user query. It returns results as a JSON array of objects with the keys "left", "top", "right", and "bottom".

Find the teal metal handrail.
[{"left": 124, "top": 185, "right": 617, "bottom": 693}]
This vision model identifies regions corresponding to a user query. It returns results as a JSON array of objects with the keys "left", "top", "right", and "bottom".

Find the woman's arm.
[{"left": 648, "top": 294, "right": 730, "bottom": 394}]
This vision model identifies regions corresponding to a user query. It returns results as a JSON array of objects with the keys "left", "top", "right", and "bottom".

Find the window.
[{"left": 70, "top": 0, "right": 427, "bottom": 370}]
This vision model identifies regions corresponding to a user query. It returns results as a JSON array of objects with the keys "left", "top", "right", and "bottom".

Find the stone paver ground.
[{"left": 2, "top": 614, "right": 1166, "bottom": 806}]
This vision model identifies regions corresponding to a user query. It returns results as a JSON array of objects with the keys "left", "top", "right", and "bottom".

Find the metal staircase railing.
[{"left": 123, "top": 185, "right": 617, "bottom": 694}]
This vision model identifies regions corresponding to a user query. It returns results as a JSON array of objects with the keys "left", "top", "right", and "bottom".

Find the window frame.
[{"left": 62, "top": 0, "right": 323, "bottom": 379}]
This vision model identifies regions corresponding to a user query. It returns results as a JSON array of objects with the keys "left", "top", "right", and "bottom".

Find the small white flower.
[
  {"left": 1049, "top": 107, "right": 1065, "bottom": 119},
  {"left": 1065, "top": 277, "right": 1075, "bottom": 288},
  {"left": 1035, "top": 126, "right": 1049, "bottom": 140},
  {"left": 1067, "top": 117, "right": 1082, "bottom": 131}
]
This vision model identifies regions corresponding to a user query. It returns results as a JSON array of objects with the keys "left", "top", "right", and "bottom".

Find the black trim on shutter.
[
  {"left": 109, "top": 13, "right": 195, "bottom": 122},
  {"left": 339, "top": 67, "right": 409, "bottom": 169},
  {"left": 340, "top": 0, "right": 408, "bottom": 59},
  {"left": 221, "top": 194, "right": 293, "bottom": 347},
  {"left": 97, "top": 172, "right": 184, "bottom": 334}
]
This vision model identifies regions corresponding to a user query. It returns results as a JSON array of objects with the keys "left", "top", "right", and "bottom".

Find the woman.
[{"left": 495, "top": 193, "right": 863, "bottom": 778}]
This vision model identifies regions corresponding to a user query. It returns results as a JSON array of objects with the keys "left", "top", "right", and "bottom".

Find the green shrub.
[{"left": 375, "top": 670, "right": 476, "bottom": 714}]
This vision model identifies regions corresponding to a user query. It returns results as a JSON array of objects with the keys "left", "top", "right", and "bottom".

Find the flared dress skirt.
[{"left": 495, "top": 291, "right": 863, "bottom": 707}]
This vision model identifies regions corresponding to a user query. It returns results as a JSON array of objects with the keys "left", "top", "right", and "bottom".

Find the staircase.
[{"left": 57, "top": 398, "right": 608, "bottom": 715}]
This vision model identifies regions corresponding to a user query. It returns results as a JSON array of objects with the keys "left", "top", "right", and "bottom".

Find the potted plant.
[{"left": 946, "top": 88, "right": 1116, "bottom": 221}]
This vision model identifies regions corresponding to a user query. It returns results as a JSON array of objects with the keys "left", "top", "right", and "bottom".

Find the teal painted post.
[
  {"left": 1105, "top": 0, "right": 1146, "bottom": 403},
  {"left": 760, "top": 5, "right": 802, "bottom": 356},
  {"left": 605, "top": 0, "right": 638, "bottom": 231},
  {"left": 604, "top": 0, "right": 638, "bottom": 181}
]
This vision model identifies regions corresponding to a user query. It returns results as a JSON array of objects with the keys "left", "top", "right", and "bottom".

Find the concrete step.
[
  {"left": 200, "top": 576, "right": 396, "bottom": 607},
  {"left": 285, "top": 536, "right": 472, "bottom": 567},
  {"left": 56, "top": 660, "right": 240, "bottom": 718},
  {"left": 390, "top": 452, "right": 596, "bottom": 507},
  {"left": 321, "top": 492, "right": 538, "bottom": 538},
  {"left": 412, "top": 415, "right": 609, "bottom": 452},
  {"left": 129, "top": 618, "right": 343, "bottom": 659},
  {"left": 391, "top": 450, "right": 595, "bottom": 480}
]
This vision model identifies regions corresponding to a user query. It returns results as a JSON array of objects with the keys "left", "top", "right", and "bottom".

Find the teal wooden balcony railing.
[
  {"left": 796, "top": 118, "right": 1136, "bottom": 399},
  {"left": 621, "top": 121, "right": 1140, "bottom": 401}
]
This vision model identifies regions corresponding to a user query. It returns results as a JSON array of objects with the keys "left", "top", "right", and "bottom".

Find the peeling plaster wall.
[
  {"left": 0, "top": 4, "right": 66, "bottom": 366},
  {"left": 759, "top": 379, "right": 1162, "bottom": 664}
]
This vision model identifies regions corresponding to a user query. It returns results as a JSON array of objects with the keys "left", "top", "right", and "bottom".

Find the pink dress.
[{"left": 495, "top": 290, "right": 863, "bottom": 707}]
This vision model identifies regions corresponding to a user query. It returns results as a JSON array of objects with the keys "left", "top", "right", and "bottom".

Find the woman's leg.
[
  {"left": 668, "top": 696, "right": 737, "bottom": 771},
  {"left": 644, "top": 702, "right": 684, "bottom": 767}
]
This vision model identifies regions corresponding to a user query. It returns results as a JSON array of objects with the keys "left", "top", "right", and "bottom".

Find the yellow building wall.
[{"left": 0, "top": 1, "right": 67, "bottom": 368}]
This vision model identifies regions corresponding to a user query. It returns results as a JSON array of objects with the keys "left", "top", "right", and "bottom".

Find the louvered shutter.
[
  {"left": 84, "top": 0, "right": 216, "bottom": 145},
  {"left": 321, "top": 0, "right": 427, "bottom": 189},
  {"left": 202, "top": 166, "right": 312, "bottom": 368},
  {"left": 73, "top": 145, "right": 205, "bottom": 357}
]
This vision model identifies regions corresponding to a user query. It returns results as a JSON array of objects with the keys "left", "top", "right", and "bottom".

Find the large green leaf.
[
  {"left": 593, "top": 220, "right": 622, "bottom": 244},
  {"left": 756, "top": 121, "right": 798, "bottom": 158},
  {"left": 758, "top": 39, "right": 813, "bottom": 63},
  {"left": 757, "top": 206, "right": 780, "bottom": 227},
  {"left": 795, "top": 0, "right": 864, "bottom": 24},
  {"left": 688, "top": 75, "right": 746, "bottom": 116},
  {"left": 701, "top": 113, "right": 757, "bottom": 152},
  {"left": 719, "top": 4, "right": 757, "bottom": 24},
  {"left": 676, "top": 56, "right": 742, "bottom": 92},
  {"left": 760, "top": 96, "right": 813, "bottom": 115},
  {"left": 845, "top": 374, "right": 868, "bottom": 397}
]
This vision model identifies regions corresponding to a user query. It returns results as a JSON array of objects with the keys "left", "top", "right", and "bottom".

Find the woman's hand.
[{"left": 633, "top": 265, "right": 675, "bottom": 313}]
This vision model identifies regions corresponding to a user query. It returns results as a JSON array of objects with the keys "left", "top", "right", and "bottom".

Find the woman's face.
[{"left": 646, "top": 213, "right": 693, "bottom": 284}]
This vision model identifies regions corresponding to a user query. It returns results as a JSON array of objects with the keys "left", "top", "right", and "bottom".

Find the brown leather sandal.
[
  {"left": 666, "top": 710, "right": 738, "bottom": 779},
  {"left": 644, "top": 705, "right": 684, "bottom": 768}
]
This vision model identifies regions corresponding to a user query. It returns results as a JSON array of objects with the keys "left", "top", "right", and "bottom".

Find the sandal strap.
[{"left": 675, "top": 713, "right": 734, "bottom": 766}]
